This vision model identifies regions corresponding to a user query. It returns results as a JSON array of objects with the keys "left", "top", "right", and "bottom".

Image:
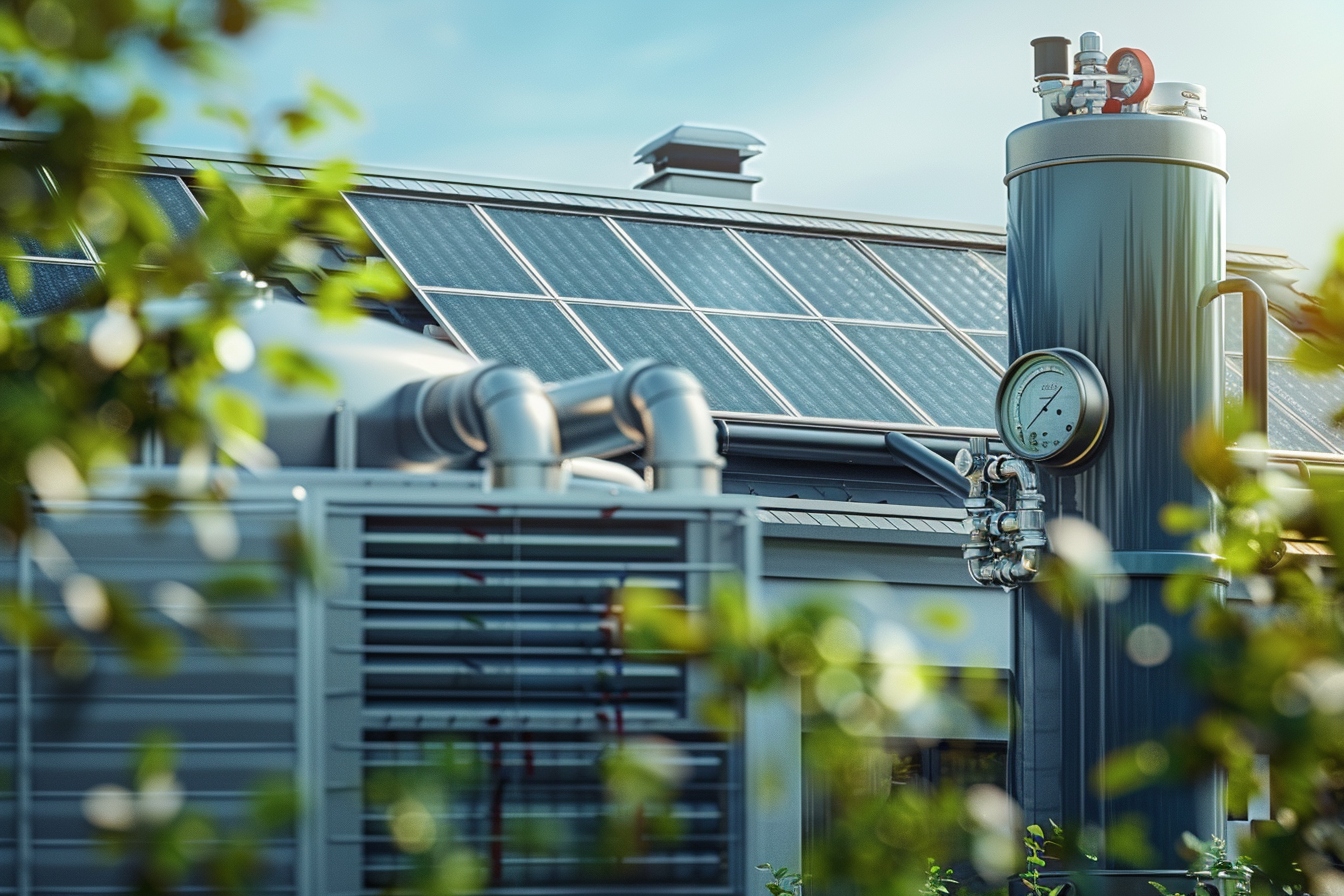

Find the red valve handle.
[{"left": 1106, "top": 47, "right": 1155, "bottom": 108}]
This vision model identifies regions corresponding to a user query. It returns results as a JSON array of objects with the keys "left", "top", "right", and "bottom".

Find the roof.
[{"left": 5, "top": 144, "right": 1342, "bottom": 461}]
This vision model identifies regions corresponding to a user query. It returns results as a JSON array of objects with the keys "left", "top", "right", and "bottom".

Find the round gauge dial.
[{"left": 995, "top": 348, "right": 1109, "bottom": 468}]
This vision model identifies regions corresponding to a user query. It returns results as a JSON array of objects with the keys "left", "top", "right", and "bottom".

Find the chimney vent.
[{"left": 633, "top": 124, "right": 764, "bottom": 201}]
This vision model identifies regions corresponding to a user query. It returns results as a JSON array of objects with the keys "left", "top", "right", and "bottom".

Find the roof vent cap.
[{"left": 633, "top": 124, "right": 764, "bottom": 201}]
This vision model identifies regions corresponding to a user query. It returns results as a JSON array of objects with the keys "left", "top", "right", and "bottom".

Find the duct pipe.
[
  {"left": 545, "top": 360, "right": 723, "bottom": 494},
  {"left": 883, "top": 431, "right": 970, "bottom": 499},
  {"left": 1199, "top": 277, "right": 1268, "bottom": 433},
  {"left": 399, "top": 362, "right": 563, "bottom": 491}
]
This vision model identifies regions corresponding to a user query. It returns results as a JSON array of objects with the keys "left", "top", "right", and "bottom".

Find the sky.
[{"left": 149, "top": 0, "right": 1344, "bottom": 285}]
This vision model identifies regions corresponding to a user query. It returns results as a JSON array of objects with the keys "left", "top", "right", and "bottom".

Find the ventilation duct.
[
  {"left": 546, "top": 360, "right": 724, "bottom": 494},
  {"left": 398, "top": 362, "right": 563, "bottom": 491}
]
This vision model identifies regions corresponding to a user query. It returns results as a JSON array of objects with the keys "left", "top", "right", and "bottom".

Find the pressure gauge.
[{"left": 995, "top": 348, "right": 1109, "bottom": 469}]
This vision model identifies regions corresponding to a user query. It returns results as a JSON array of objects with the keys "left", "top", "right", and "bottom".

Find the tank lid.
[{"left": 1005, "top": 114, "right": 1226, "bottom": 183}]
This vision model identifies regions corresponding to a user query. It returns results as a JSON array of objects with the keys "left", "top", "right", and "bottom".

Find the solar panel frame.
[
  {"left": 706, "top": 313, "right": 925, "bottom": 424},
  {"left": 616, "top": 218, "right": 808, "bottom": 315},
  {"left": 864, "top": 241, "right": 1009, "bottom": 332},
  {"left": 135, "top": 173, "right": 206, "bottom": 243},
  {"left": 420, "top": 293, "right": 613, "bottom": 384},
  {"left": 837, "top": 323, "right": 999, "bottom": 428},
  {"left": 570, "top": 303, "right": 790, "bottom": 416},
  {"left": 1225, "top": 358, "right": 1337, "bottom": 454},
  {"left": 345, "top": 194, "right": 544, "bottom": 295},
  {"left": 734, "top": 230, "right": 936, "bottom": 326},
  {"left": 483, "top": 206, "right": 680, "bottom": 305},
  {"left": 0, "top": 260, "right": 100, "bottom": 315}
]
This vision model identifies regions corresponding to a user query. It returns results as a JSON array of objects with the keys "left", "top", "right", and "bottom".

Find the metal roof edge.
[
  {"left": 110, "top": 138, "right": 1010, "bottom": 237},
  {"left": 0, "top": 130, "right": 1305, "bottom": 263}
]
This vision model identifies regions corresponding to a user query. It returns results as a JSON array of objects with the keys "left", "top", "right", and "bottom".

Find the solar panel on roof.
[
  {"left": 348, "top": 195, "right": 541, "bottom": 295},
  {"left": 1225, "top": 361, "right": 1335, "bottom": 453},
  {"left": 707, "top": 314, "right": 920, "bottom": 423},
  {"left": 976, "top": 251, "right": 1008, "bottom": 275},
  {"left": 838, "top": 325, "right": 997, "bottom": 427},
  {"left": 1266, "top": 359, "right": 1344, "bottom": 451},
  {"left": 1224, "top": 303, "right": 1304, "bottom": 357},
  {"left": 13, "top": 228, "right": 86, "bottom": 260},
  {"left": 571, "top": 304, "right": 786, "bottom": 415},
  {"left": 486, "top": 208, "right": 677, "bottom": 304},
  {"left": 0, "top": 261, "right": 98, "bottom": 315},
  {"left": 619, "top": 220, "right": 805, "bottom": 314},
  {"left": 135, "top": 174, "right": 203, "bottom": 242},
  {"left": 971, "top": 333, "right": 1010, "bottom": 366},
  {"left": 739, "top": 231, "right": 934, "bottom": 325},
  {"left": 422, "top": 294, "right": 610, "bottom": 384},
  {"left": 868, "top": 243, "right": 1008, "bottom": 331}
]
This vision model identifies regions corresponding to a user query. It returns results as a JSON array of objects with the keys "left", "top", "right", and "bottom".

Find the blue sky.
[{"left": 151, "top": 0, "right": 1344, "bottom": 284}]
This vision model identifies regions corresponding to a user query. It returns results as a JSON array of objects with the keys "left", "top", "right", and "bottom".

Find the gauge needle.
[{"left": 1025, "top": 391, "right": 1060, "bottom": 430}]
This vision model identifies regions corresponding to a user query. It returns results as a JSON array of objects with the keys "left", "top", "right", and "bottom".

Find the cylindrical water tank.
[{"left": 1005, "top": 114, "right": 1227, "bottom": 878}]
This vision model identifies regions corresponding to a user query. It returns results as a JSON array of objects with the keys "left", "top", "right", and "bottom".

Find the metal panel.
[
  {"left": 421, "top": 294, "right": 611, "bottom": 383},
  {"left": 9, "top": 508, "right": 299, "bottom": 895},
  {"left": 737, "top": 231, "right": 934, "bottom": 324},
  {"left": 621, "top": 220, "right": 805, "bottom": 314},
  {"left": 708, "top": 314, "right": 920, "bottom": 423},
  {"left": 487, "top": 208, "right": 678, "bottom": 304},
  {"left": 135, "top": 173, "right": 204, "bottom": 242},
  {"left": 347, "top": 195, "right": 542, "bottom": 294},
  {"left": 0, "top": 262, "right": 98, "bottom": 315},
  {"left": 571, "top": 304, "right": 786, "bottom": 415},
  {"left": 866, "top": 243, "right": 1008, "bottom": 331},
  {"left": 837, "top": 324, "right": 997, "bottom": 427}
]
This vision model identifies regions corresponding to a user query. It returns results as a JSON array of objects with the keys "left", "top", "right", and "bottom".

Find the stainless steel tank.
[{"left": 1006, "top": 113, "right": 1227, "bottom": 882}]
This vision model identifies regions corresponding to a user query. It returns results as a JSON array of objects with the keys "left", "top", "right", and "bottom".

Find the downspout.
[
  {"left": 397, "top": 362, "right": 563, "bottom": 491},
  {"left": 1199, "top": 276, "right": 1269, "bottom": 434},
  {"left": 545, "top": 360, "right": 723, "bottom": 494}
]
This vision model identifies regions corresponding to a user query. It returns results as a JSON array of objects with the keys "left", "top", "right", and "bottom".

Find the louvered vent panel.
[
  {"left": 4, "top": 510, "right": 299, "bottom": 895},
  {"left": 358, "top": 512, "right": 740, "bottom": 895}
]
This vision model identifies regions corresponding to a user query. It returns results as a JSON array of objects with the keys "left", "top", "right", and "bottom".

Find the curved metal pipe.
[
  {"left": 624, "top": 363, "right": 722, "bottom": 494},
  {"left": 1199, "top": 276, "right": 1268, "bottom": 434},
  {"left": 399, "top": 362, "right": 562, "bottom": 491},
  {"left": 545, "top": 360, "right": 723, "bottom": 494}
]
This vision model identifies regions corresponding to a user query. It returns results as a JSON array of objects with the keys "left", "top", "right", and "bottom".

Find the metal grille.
[{"left": 354, "top": 511, "right": 742, "bottom": 895}]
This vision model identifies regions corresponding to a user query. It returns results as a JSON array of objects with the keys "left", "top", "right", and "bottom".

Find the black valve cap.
[{"left": 1031, "top": 36, "right": 1071, "bottom": 80}]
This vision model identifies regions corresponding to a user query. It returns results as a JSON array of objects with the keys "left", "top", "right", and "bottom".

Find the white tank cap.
[{"left": 1148, "top": 82, "right": 1208, "bottom": 120}]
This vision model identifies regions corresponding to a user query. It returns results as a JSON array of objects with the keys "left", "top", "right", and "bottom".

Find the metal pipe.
[
  {"left": 403, "top": 362, "right": 563, "bottom": 491},
  {"left": 717, "top": 421, "right": 986, "bottom": 466},
  {"left": 625, "top": 363, "right": 722, "bottom": 494},
  {"left": 883, "top": 431, "right": 969, "bottom": 499},
  {"left": 1199, "top": 276, "right": 1268, "bottom": 433},
  {"left": 545, "top": 360, "right": 723, "bottom": 494}
]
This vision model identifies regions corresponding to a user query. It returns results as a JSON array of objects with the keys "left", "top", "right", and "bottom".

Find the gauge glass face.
[{"left": 1003, "top": 359, "right": 1083, "bottom": 459}]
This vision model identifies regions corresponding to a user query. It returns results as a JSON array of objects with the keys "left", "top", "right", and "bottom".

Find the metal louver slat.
[{"left": 354, "top": 511, "right": 742, "bottom": 895}]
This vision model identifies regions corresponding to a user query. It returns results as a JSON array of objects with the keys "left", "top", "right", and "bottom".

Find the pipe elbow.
[
  {"left": 622, "top": 362, "right": 724, "bottom": 494},
  {"left": 405, "top": 362, "right": 563, "bottom": 491}
]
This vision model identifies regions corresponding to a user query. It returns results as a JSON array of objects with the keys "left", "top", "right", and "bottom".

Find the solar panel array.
[
  {"left": 1, "top": 168, "right": 1339, "bottom": 455},
  {"left": 0, "top": 173, "right": 201, "bottom": 314},
  {"left": 347, "top": 193, "right": 1006, "bottom": 430}
]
